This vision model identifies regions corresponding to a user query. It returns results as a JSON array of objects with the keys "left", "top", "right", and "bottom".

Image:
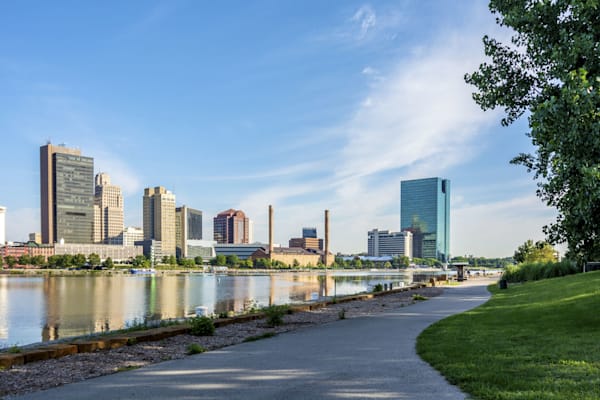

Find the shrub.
[
  {"left": 263, "top": 305, "right": 291, "bottom": 327},
  {"left": 502, "top": 260, "right": 579, "bottom": 283},
  {"left": 189, "top": 316, "right": 215, "bottom": 336},
  {"left": 338, "top": 309, "right": 346, "bottom": 320},
  {"left": 373, "top": 283, "right": 383, "bottom": 292},
  {"left": 187, "top": 343, "right": 206, "bottom": 355},
  {"left": 412, "top": 294, "right": 428, "bottom": 301}
]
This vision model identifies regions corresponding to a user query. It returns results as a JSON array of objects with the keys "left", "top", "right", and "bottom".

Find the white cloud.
[{"left": 352, "top": 5, "right": 377, "bottom": 39}]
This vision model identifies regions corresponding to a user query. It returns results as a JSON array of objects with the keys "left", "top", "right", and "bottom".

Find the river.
[{"left": 0, "top": 270, "right": 419, "bottom": 348}]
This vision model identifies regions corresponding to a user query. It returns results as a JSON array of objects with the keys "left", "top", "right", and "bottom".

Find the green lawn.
[{"left": 417, "top": 271, "right": 600, "bottom": 400}]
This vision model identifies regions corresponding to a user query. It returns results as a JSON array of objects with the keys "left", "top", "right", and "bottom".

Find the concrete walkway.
[{"left": 15, "top": 280, "right": 493, "bottom": 400}]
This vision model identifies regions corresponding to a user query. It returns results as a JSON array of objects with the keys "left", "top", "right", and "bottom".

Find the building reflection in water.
[{"left": 1, "top": 271, "right": 411, "bottom": 347}]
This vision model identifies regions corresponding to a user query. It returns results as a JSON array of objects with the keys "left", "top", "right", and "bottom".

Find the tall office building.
[
  {"left": 213, "top": 209, "right": 249, "bottom": 244},
  {"left": 302, "top": 227, "right": 317, "bottom": 239},
  {"left": 143, "top": 187, "right": 176, "bottom": 257},
  {"left": 367, "top": 229, "right": 413, "bottom": 258},
  {"left": 176, "top": 206, "right": 203, "bottom": 258},
  {"left": 400, "top": 177, "right": 450, "bottom": 262},
  {"left": 93, "top": 173, "right": 124, "bottom": 244},
  {"left": 40, "top": 143, "right": 94, "bottom": 244},
  {"left": 0, "top": 206, "right": 6, "bottom": 245}
]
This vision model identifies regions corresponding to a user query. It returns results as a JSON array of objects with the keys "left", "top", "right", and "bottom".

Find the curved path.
[{"left": 15, "top": 280, "right": 492, "bottom": 400}]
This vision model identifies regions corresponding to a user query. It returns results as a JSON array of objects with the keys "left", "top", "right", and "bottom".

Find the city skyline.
[{"left": 0, "top": 1, "right": 559, "bottom": 257}]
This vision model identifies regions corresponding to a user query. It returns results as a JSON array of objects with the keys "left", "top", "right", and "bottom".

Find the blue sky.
[{"left": 0, "top": 1, "right": 558, "bottom": 257}]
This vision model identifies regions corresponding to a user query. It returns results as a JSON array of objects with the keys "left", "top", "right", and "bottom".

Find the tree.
[
  {"left": 244, "top": 258, "right": 254, "bottom": 268},
  {"left": 466, "top": 1, "right": 600, "bottom": 265},
  {"left": 353, "top": 258, "right": 362, "bottom": 268},
  {"left": 18, "top": 254, "right": 31, "bottom": 266},
  {"left": 215, "top": 255, "right": 226, "bottom": 266},
  {"left": 103, "top": 257, "right": 114, "bottom": 269},
  {"left": 194, "top": 256, "right": 203, "bottom": 266},
  {"left": 4, "top": 255, "right": 17, "bottom": 268},
  {"left": 514, "top": 239, "right": 557, "bottom": 264},
  {"left": 73, "top": 254, "right": 87, "bottom": 267},
  {"left": 132, "top": 255, "right": 146, "bottom": 267},
  {"left": 31, "top": 255, "right": 46, "bottom": 267},
  {"left": 88, "top": 253, "right": 101, "bottom": 266},
  {"left": 168, "top": 255, "right": 177, "bottom": 266},
  {"left": 226, "top": 255, "right": 239, "bottom": 267}
]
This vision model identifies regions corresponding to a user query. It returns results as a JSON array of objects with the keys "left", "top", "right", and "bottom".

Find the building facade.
[
  {"left": 367, "top": 229, "right": 413, "bottom": 258},
  {"left": 28, "top": 233, "right": 42, "bottom": 244},
  {"left": 0, "top": 206, "right": 5, "bottom": 245},
  {"left": 54, "top": 243, "right": 142, "bottom": 262},
  {"left": 40, "top": 143, "right": 94, "bottom": 244},
  {"left": 176, "top": 206, "right": 203, "bottom": 258},
  {"left": 400, "top": 177, "right": 450, "bottom": 262},
  {"left": 120, "top": 226, "right": 144, "bottom": 247},
  {"left": 289, "top": 237, "right": 323, "bottom": 251},
  {"left": 93, "top": 173, "right": 124, "bottom": 244},
  {"left": 143, "top": 187, "right": 176, "bottom": 257},
  {"left": 213, "top": 209, "right": 249, "bottom": 244}
]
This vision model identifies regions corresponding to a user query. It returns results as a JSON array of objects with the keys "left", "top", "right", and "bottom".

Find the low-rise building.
[
  {"left": 54, "top": 243, "right": 142, "bottom": 262},
  {"left": 367, "top": 229, "right": 413, "bottom": 258}
]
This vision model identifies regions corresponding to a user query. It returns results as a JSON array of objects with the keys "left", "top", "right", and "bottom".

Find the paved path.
[{"left": 15, "top": 280, "right": 492, "bottom": 400}]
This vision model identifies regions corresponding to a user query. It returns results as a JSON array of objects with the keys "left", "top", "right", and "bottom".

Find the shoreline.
[{"left": 0, "top": 283, "right": 452, "bottom": 398}]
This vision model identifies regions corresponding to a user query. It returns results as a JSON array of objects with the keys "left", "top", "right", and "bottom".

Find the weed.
[
  {"left": 373, "top": 283, "right": 383, "bottom": 292},
  {"left": 338, "top": 309, "right": 346, "bottom": 320},
  {"left": 412, "top": 294, "right": 428, "bottom": 301},
  {"left": 7, "top": 345, "right": 21, "bottom": 354},
  {"left": 116, "top": 365, "right": 140, "bottom": 372},
  {"left": 263, "top": 305, "right": 291, "bottom": 327},
  {"left": 186, "top": 343, "right": 206, "bottom": 355},
  {"left": 243, "top": 332, "right": 277, "bottom": 342},
  {"left": 189, "top": 316, "right": 215, "bottom": 336},
  {"left": 126, "top": 337, "right": 137, "bottom": 346}
]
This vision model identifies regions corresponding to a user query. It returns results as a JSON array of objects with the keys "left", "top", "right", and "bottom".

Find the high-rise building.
[
  {"left": 176, "top": 206, "right": 203, "bottom": 258},
  {"left": 0, "top": 206, "right": 6, "bottom": 245},
  {"left": 40, "top": 143, "right": 94, "bottom": 244},
  {"left": 143, "top": 187, "right": 176, "bottom": 257},
  {"left": 213, "top": 209, "right": 249, "bottom": 244},
  {"left": 28, "top": 232, "right": 42, "bottom": 244},
  {"left": 367, "top": 229, "right": 413, "bottom": 258},
  {"left": 93, "top": 173, "right": 124, "bottom": 244},
  {"left": 302, "top": 227, "right": 317, "bottom": 238},
  {"left": 400, "top": 177, "right": 450, "bottom": 262}
]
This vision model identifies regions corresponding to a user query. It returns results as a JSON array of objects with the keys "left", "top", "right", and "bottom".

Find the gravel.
[{"left": 0, "top": 287, "right": 442, "bottom": 399}]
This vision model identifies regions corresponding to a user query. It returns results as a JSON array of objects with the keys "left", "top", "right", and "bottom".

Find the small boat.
[{"left": 129, "top": 268, "right": 156, "bottom": 274}]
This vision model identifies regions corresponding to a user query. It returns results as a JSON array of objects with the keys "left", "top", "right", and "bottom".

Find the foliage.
[
  {"left": 103, "top": 257, "right": 114, "bottom": 269},
  {"left": 502, "top": 260, "right": 579, "bottom": 283},
  {"left": 338, "top": 309, "right": 346, "bottom": 320},
  {"left": 465, "top": 1, "right": 600, "bottom": 265},
  {"left": 88, "top": 253, "right": 101, "bottom": 266},
  {"left": 372, "top": 283, "right": 383, "bottom": 293},
  {"left": 353, "top": 258, "right": 362, "bottom": 268},
  {"left": 225, "top": 254, "right": 240, "bottom": 266},
  {"left": 243, "top": 332, "right": 277, "bottom": 342},
  {"left": 212, "top": 255, "right": 226, "bottom": 266},
  {"left": 514, "top": 239, "right": 557, "bottom": 263},
  {"left": 263, "top": 305, "right": 291, "bottom": 327},
  {"left": 186, "top": 343, "right": 206, "bottom": 355},
  {"left": 3, "top": 256, "right": 17, "bottom": 268},
  {"left": 73, "top": 254, "right": 86, "bottom": 267},
  {"left": 254, "top": 258, "right": 272, "bottom": 268},
  {"left": 412, "top": 294, "right": 428, "bottom": 301},
  {"left": 17, "top": 254, "right": 31, "bottom": 266},
  {"left": 31, "top": 255, "right": 46, "bottom": 267},
  {"left": 418, "top": 272, "right": 600, "bottom": 400},
  {"left": 194, "top": 256, "right": 203, "bottom": 266},
  {"left": 7, "top": 345, "right": 21, "bottom": 354},
  {"left": 132, "top": 255, "right": 146, "bottom": 267},
  {"left": 189, "top": 316, "right": 215, "bottom": 336},
  {"left": 451, "top": 255, "right": 513, "bottom": 268}
]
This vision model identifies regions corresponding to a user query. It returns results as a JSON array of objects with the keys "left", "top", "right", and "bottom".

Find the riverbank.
[{"left": 0, "top": 284, "right": 444, "bottom": 398}]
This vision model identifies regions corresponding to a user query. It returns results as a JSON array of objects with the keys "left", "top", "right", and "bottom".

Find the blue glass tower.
[{"left": 400, "top": 177, "right": 450, "bottom": 262}]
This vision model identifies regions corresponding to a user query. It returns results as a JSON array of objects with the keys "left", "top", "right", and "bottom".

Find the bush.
[
  {"left": 187, "top": 343, "right": 206, "bottom": 355},
  {"left": 189, "top": 316, "right": 215, "bottom": 336},
  {"left": 263, "top": 305, "right": 291, "bottom": 327},
  {"left": 338, "top": 309, "right": 346, "bottom": 320},
  {"left": 502, "top": 260, "right": 579, "bottom": 283},
  {"left": 373, "top": 283, "right": 383, "bottom": 292}
]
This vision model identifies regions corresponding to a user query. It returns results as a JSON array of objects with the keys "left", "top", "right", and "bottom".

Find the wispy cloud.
[{"left": 352, "top": 5, "right": 377, "bottom": 40}]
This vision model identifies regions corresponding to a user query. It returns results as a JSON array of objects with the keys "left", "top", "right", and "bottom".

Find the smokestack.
[
  {"left": 269, "top": 205, "right": 274, "bottom": 255},
  {"left": 324, "top": 209, "right": 330, "bottom": 260}
]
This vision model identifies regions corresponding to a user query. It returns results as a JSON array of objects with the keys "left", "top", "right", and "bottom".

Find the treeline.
[
  {"left": 2, "top": 253, "right": 114, "bottom": 269},
  {"left": 451, "top": 256, "right": 514, "bottom": 268}
]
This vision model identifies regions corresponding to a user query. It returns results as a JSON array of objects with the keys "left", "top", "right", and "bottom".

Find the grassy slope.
[{"left": 417, "top": 272, "right": 600, "bottom": 400}]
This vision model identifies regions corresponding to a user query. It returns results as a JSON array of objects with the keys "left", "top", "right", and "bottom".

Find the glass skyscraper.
[{"left": 400, "top": 177, "right": 450, "bottom": 262}]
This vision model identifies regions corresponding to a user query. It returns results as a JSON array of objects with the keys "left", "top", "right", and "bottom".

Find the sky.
[{"left": 0, "top": 1, "right": 560, "bottom": 258}]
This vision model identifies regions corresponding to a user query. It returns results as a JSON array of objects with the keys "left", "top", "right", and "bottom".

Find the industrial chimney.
[
  {"left": 324, "top": 209, "right": 330, "bottom": 265},
  {"left": 268, "top": 205, "right": 274, "bottom": 255}
]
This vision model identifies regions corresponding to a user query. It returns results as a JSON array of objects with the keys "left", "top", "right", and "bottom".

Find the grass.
[
  {"left": 417, "top": 271, "right": 600, "bottom": 400},
  {"left": 412, "top": 294, "right": 428, "bottom": 301},
  {"left": 186, "top": 343, "right": 206, "bottom": 355}
]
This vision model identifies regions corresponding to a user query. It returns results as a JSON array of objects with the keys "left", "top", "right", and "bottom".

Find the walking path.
[{"left": 14, "top": 279, "right": 493, "bottom": 400}]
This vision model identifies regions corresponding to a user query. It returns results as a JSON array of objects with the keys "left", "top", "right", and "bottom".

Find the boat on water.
[{"left": 129, "top": 268, "right": 156, "bottom": 274}]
